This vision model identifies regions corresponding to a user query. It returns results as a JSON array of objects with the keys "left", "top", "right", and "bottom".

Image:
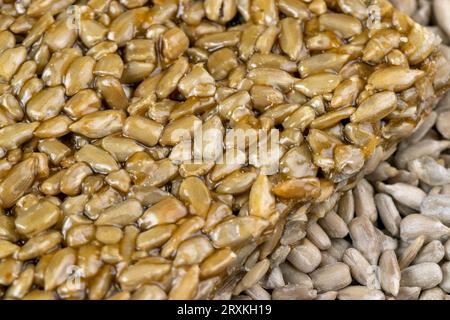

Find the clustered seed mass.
[{"left": 0, "top": 0, "right": 449, "bottom": 300}]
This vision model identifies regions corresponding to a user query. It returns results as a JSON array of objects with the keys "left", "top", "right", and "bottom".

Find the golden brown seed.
[
  {"left": 23, "top": 290, "right": 56, "bottom": 300},
  {"left": 367, "top": 67, "right": 425, "bottom": 92},
  {"left": 5, "top": 265, "right": 34, "bottom": 299},
  {"left": 105, "top": 169, "right": 131, "bottom": 193},
  {"left": 0, "top": 240, "right": 19, "bottom": 259},
  {"left": 299, "top": 53, "right": 349, "bottom": 78},
  {"left": 9, "top": 16, "right": 34, "bottom": 35},
  {"left": 162, "top": 27, "right": 189, "bottom": 62},
  {"left": 278, "top": 0, "right": 310, "bottom": 19},
  {"left": 169, "top": 97, "right": 215, "bottom": 121},
  {"left": 107, "top": 7, "right": 149, "bottom": 46},
  {"left": 139, "top": 158, "right": 178, "bottom": 187},
  {"left": 38, "top": 140, "right": 71, "bottom": 167},
  {"left": 215, "top": 170, "right": 257, "bottom": 194},
  {"left": 0, "top": 122, "right": 40, "bottom": 151},
  {"left": 255, "top": 25, "right": 279, "bottom": 54},
  {"left": 161, "top": 216, "right": 205, "bottom": 258},
  {"left": 44, "top": 18, "right": 78, "bottom": 51},
  {"left": 334, "top": 144, "right": 365, "bottom": 175},
  {"left": 200, "top": 247, "right": 237, "bottom": 278},
  {"left": 131, "top": 285, "right": 168, "bottom": 300},
  {"left": 42, "top": 48, "right": 81, "bottom": 87},
  {"left": 294, "top": 73, "right": 341, "bottom": 97},
  {"left": 402, "top": 24, "right": 440, "bottom": 65},
  {"left": 156, "top": 57, "right": 189, "bottom": 99},
  {"left": 15, "top": 200, "right": 61, "bottom": 237},
  {"left": 80, "top": 19, "right": 108, "bottom": 48},
  {"left": 139, "top": 197, "right": 188, "bottom": 229},
  {"left": 207, "top": 48, "right": 238, "bottom": 80},
  {"left": 238, "top": 24, "right": 265, "bottom": 61},
  {"left": 0, "top": 214, "right": 17, "bottom": 244},
  {"left": 247, "top": 67, "right": 295, "bottom": 91},
  {"left": 88, "top": 265, "right": 114, "bottom": 300},
  {"left": 75, "top": 144, "right": 119, "bottom": 174},
  {"left": 250, "top": 0, "right": 278, "bottom": 25},
  {"left": 95, "top": 76, "right": 129, "bottom": 110},
  {"left": 217, "top": 91, "right": 251, "bottom": 119},
  {"left": 0, "top": 46, "right": 27, "bottom": 82},
  {"left": 160, "top": 115, "right": 201, "bottom": 146},
  {"left": 319, "top": 13, "right": 362, "bottom": 38},
  {"left": 11, "top": 61, "right": 36, "bottom": 96},
  {"left": 94, "top": 53, "right": 124, "bottom": 78},
  {"left": 311, "top": 107, "right": 355, "bottom": 129},
  {"left": 136, "top": 224, "right": 177, "bottom": 251},
  {"left": 66, "top": 224, "right": 96, "bottom": 248},
  {"left": 26, "top": 86, "right": 66, "bottom": 122},
  {"left": 0, "top": 259, "right": 23, "bottom": 286},
  {"left": 279, "top": 17, "right": 303, "bottom": 61},
  {"left": 272, "top": 177, "right": 321, "bottom": 200},
  {"left": 19, "top": 77, "right": 44, "bottom": 106},
  {"left": 169, "top": 265, "right": 200, "bottom": 300},
  {"left": 124, "top": 151, "right": 157, "bottom": 184},
  {"left": 249, "top": 174, "right": 275, "bottom": 219},
  {"left": 123, "top": 39, "right": 155, "bottom": 63},
  {"left": 101, "top": 135, "right": 144, "bottom": 162},
  {"left": 178, "top": 64, "right": 216, "bottom": 98},
  {"left": 174, "top": 236, "right": 214, "bottom": 266},
  {"left": 247, "top": 53, "right": 297, "bottom": 72},
  {"left": 123, "top": 115, "right": 163, "bottom": 147},
  {"left": 179, "top": 177, "right": 212, "bottom": 218},
  {"left": 60, "top": 162, "right": 93, "bottom": 196},
  {"left": 330, "top": 77, "right": 364, "bottom": 109},
  {"left": 122, "top": 61, "right": 155, "bottom": 84},
  {"left": 118, "top": 262, "right": 171, "bottom": 292},
  {"left": 18, "top": 231, "right": 62, "bottom": 261},
  {"left": 0, "top": 30, "right": 15, "bottom": 53},
  {"left": 351, "top": 91, "right": 397, "bottom": 123},
  {"left": 95, "top": 199, "right": 143, "bottom": 227},
  {"left": 250, "top": 85, "right": 284, "bottom": 110},
  {"left": 44, "top": 247, "right": 77, "bottom": 291},
  {"left": 69, "top": 110, "right": 126, "bottom": 138},
  {"left": 363, "top": 29, "right": 401, "bottom": 63},
  {"left": 34, "top": 115, "right": 73, "bottom": 139},
  {"left": 195, "top": 30, "right": 241, "bottom": 51},
  {"left": 96, "top": 32, "right": 125, "bottom": 57},
  {"left": 64, "top": 56, "right": 96, "bottom": 96},
  {"left": 0, "top": 157, "right": 36, "bottom": 208},
  {"left": 282, "top": 106, "right": 315, "bottom": 131},
  {"left": 202, "top": 201, "right": 232, "bottom": 233},
  {"left": 95, "top": 226, "right": 124, "bottom": 245},
  {"left": 209, "top": 216, "right": 269, "bottom": 248}
]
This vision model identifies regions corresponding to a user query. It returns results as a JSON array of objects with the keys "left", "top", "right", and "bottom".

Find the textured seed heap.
[
  {"left": 0, "top": 0, "right": 448, "bottom": 300},
  {"left": 237, "top": 93, "right": 450, "bottom": 301}
]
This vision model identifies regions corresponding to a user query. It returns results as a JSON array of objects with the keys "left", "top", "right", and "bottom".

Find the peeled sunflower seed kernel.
[
  {"left": 398, "top": 235, "right": 426, "bottom": 270},
  {"left": 421, "top": 195, "right": 450, "bottom": 225},
  {"left": 401, "top": 263, "right": 443, "bottom": 290},
  {"left": 376, "top": 182, "right": 426, "bottom": 211},
  {"left": 287, "top": 239, "right": 321, "bottom": 274},
  {"left": 379, "top": 250, "right": 401, "bottom": 297},
  {"left": 400, "top": 214, "right": 450, "bottom": 243},
  {"left": 414, "top": 240, "right": 445, "bottom": 264},
  {"left": 338, "top": 286, "right": 385, "bottom": 300},
  {"left": 342, "top": 248, "right": 374, "bottom": 287},
  {"left": 310, "top": 262, "right": 352, "bottom": 293}
]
